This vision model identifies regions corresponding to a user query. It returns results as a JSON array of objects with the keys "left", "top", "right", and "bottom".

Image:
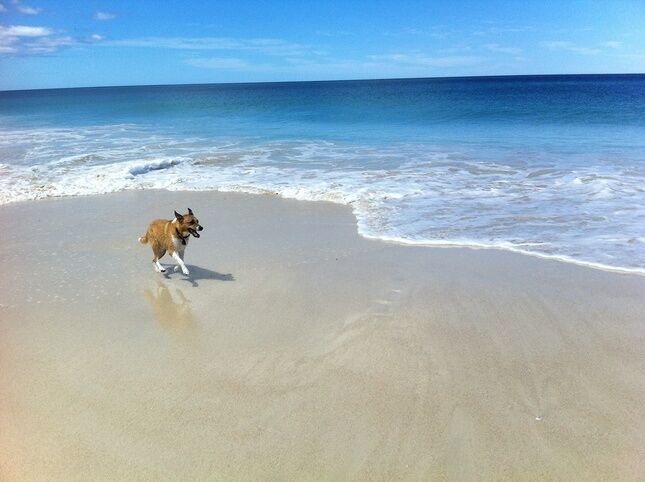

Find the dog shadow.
[{"left": 162, "top": 264, "right": 235, "bottom": 287}]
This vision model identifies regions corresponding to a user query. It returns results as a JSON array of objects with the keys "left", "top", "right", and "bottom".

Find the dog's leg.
[
  {"left": 153, "top": 258, "right": 166, "bottom": 273},
  {"left": 174, "top": 250, "right": 186, "bottom": 272},
  {"left": 152, "top": 246, "right": 166, "bottom": 273},
  {"left": 171, "top": 251, "right": 190, "bottom": 276}
]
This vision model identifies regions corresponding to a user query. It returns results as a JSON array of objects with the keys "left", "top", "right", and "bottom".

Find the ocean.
[{"left": 1, "top": 74, "right": 644, "bottom": 273}]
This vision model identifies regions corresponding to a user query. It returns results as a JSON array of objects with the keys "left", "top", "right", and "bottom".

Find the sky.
[{"left": 1, "top": 0, "right": 644, "bottom": 90}]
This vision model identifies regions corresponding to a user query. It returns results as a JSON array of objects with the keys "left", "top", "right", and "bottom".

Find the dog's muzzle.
[{"left": 189, "top": 226, "right": 203, "bottom": 238}]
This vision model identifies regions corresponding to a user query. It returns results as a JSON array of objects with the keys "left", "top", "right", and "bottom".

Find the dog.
[{"left": 139, "top": 208, "right": 203, "bottom": 275}]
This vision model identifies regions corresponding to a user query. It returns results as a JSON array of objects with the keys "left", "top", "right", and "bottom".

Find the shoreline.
[
  {"left": 2, "top": 188, "right": 644, "bottom": 277},
  {"left": 1, "top": 189, "right": 644, "bottom": 479},
  {"left": 364, "top": 233, "right": 645, "bottom": 277}
]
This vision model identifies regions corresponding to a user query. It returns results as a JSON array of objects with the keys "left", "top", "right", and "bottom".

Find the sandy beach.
[{"left": 1, "top": 190, "right": 643, "bottom": 480}]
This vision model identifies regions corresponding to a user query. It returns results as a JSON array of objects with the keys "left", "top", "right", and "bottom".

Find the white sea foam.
[
  {"left": 0, "top": 125, "right": 643, "bottom": 274},
  {"left": 127, "top": 158, "right": 182, "bottom": 177}
]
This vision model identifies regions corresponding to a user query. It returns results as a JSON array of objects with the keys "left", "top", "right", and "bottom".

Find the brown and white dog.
[{"left": 138, "top": 208, "right": 203, "bottom": 275}]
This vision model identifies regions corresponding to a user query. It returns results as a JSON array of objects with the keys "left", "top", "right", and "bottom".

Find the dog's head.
[{"left": 174, "top": 208, "right": 204, "bottom": 238}]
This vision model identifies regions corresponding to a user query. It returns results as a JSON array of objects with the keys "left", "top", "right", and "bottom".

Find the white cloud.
[
  {"left": 26, "top": 35, "right": 74, "bottom": 52},
  {"left": 0, "top": 24, "right": 102, "bottom": 54},
  {"left": 483, "top": 43, "right": 522, "bottom": 55},
  {"left": 0, "top": 25, "right": 51, "bottom": 36},
  {"left": 383, "top": 26, "right": 454, "bottom": 40},
  {"left": 185, "top": 57, "right": 251, "bottom": 69},
  {"left": 315, "top": 30, "right": 355, "bottom": 38},
  {"left": 541, "top": 41, "right": 601, "bottom": 55},
  {"left": 0, "top": 35, "right": 16, "bottom": 52},
  {"left": 17, "top": 4, "right": 40, "bottom": 14},
  {"left": 473, "top": 25, "right": 535, "bottom": 36},
  {"left": 95, "top": 11, "right": 116, "bottom": 21},
  {"left": 0, "top": 24, "right": 51, "bottom": 54},
  {"left": 368, "top": 52, "right": 485, "bottom": 67},
  {"left": 602, "top": 41, "right": 621, "bottom": 49},
  {"left": 181, "top": 49, "right": 496, "bottom": 79},
  {"left": 106, "top": 36, "right": 309, "bottom": 56}
]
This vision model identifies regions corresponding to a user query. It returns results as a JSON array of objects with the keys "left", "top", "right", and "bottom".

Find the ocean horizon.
[
  {"left": 1, "top": 73, "right": 644, "bottom": 273},
  {"left": 3, "top": 72, "right": 645, "bottom": 93}
]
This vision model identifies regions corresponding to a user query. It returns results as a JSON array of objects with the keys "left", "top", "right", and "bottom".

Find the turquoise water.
[{"left": 1, "top": 75, "right": 644, "bottom": 272}]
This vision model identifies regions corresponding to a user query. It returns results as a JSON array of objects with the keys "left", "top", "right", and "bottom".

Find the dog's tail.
[{"left": 138, "top": 233, "right": 148, "bottom": 244}]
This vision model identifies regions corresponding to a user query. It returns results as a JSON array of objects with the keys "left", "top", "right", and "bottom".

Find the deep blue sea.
[{"left": 1, "top": 75, "right": 644, "bottom": 273}]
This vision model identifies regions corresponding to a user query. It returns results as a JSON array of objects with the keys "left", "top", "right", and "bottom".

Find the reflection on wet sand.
[{"left": 144, "top": 280, "right": 195, "bottom": 334}]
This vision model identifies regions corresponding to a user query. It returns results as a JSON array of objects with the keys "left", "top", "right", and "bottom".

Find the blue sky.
[{"left": 1, "top": 0, "right": 644, "bottom": 90}]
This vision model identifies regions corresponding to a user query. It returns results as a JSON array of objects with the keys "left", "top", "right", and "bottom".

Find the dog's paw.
[
  {"left": 174, "top": 265, "right": 181, "bottom": 272},
  {"left": 182, "top": 268, "right": 190, "bottom": 276}
]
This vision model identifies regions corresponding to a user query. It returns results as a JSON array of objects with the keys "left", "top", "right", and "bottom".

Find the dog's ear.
[
  {"left": 174, "top": 210, "right": 184, "bottom": 221},
  {"left": 187, "top": 207, "right": 193, "bottom": 216}
]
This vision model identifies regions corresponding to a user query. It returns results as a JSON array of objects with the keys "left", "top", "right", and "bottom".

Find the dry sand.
[{"left": 1, "top": 190, "right": 644, "bottom": 481}]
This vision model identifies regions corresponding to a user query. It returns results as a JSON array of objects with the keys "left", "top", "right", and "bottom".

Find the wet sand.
[{"left": 1, "top": 190, "right": 644, "bottom": 480}]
